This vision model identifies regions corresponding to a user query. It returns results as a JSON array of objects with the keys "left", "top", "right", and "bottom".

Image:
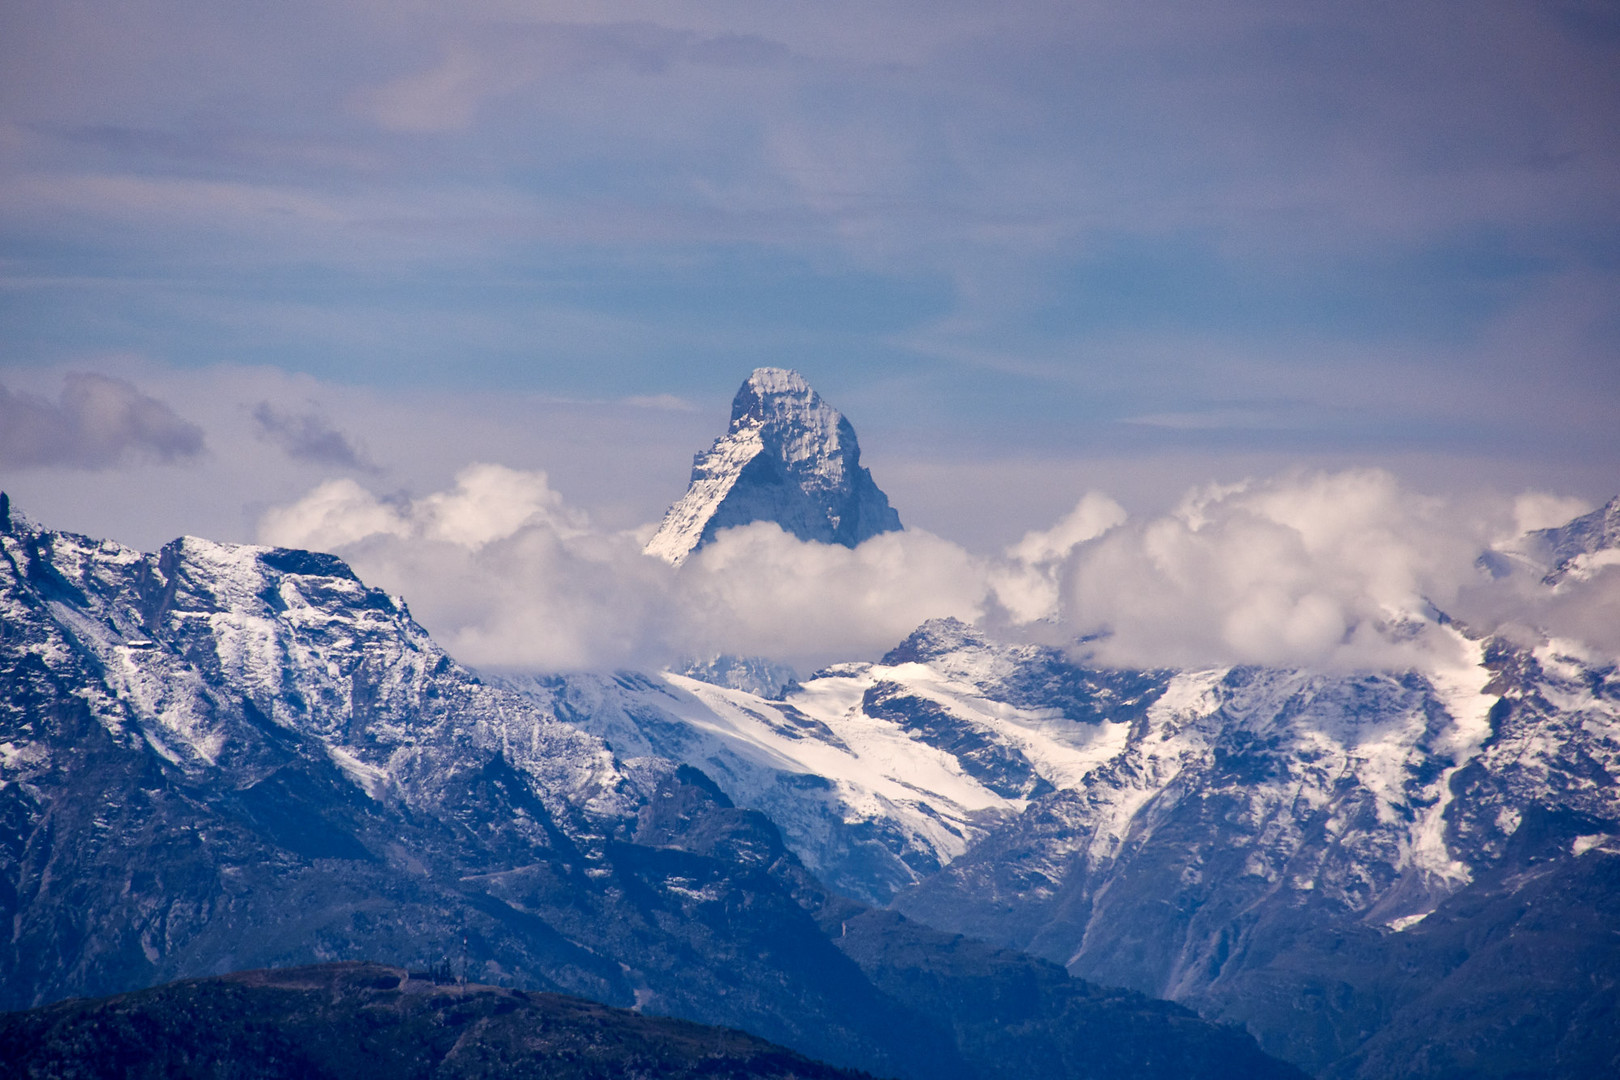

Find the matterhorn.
[{"left": 644, "top": 368, "right": 902, "bottom": 565}]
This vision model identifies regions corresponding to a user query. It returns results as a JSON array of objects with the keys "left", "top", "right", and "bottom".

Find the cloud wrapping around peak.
[
  {"left": 258, "top": 463, "right": 986, "bottom": 671},
  {"left": 258, "top": 464, "right": 1609, "bottom": 675},
  {"left": 676, "top": 523, "right": 988, "bottom": 663},
  {"left": 0, "top": 373, "right": 204, "bottom": 470},
  {"left": 259, "top": 464, "right": 587, "bottom": 554},
  {"left": 992, "top": 492, "right": 1126, "bottom": 624},
  {"left": 259, "top": 477, "right": 410, "bottom": 550},
  {"left": 1511, "top": 491, "right": 1592, "bottom": 535},
  {"left": 1063, "top": 471, "right": 1489, "bottom": 669}
]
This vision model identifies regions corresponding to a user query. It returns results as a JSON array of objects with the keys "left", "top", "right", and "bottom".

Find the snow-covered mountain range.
[
  {"left": 570, "top": 371, "right": 1620, "bottom": 1078},
  {"left": 897, "top": 625, "right": 1620, "bottom": 1078},
  {"left": 4, "top": 367, "right": 1617, "bottom": 1080},
  {"left": 0, "top": 495, "right": 1297, "bottom": 1080},
  {"left": 507, "top": 609, "right": 1619, "bottom": 1078},
  {"left": 500, "top": 621, "right": 1170, "bottom": 906}
]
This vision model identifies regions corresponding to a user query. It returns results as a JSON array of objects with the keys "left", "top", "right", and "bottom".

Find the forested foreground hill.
[{"left": 0, "top": 962, "right": 875, "bottom": 1080}]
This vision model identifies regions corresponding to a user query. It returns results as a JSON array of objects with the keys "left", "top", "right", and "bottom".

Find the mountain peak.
[
  {"left": 734, "top": 366, "right": 814, "bottom": 414},
  {"left": 645, "top": 369, "right": 902, "bottom": 565}
]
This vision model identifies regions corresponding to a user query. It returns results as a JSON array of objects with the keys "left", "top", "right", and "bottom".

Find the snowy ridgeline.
[
  {"left": 506, "top": 602, "right": 1620, "bottom": 1077},
  {"left": 18, "top": 503, "right": 1602, "bottom": 924},
  {"left": 0, "top": 522, "right": 633, "bottom": 823},
  {"left": 504, "top": 614, "right": 1619, "bottom": 916},
  {"left": 5, "top": 354, "right": 1620, "bottom": 1080}
]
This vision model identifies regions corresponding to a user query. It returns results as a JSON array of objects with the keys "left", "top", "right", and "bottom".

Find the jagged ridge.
[{"left": 1533, "top": 492, "right": 1620, "bottom": 584}]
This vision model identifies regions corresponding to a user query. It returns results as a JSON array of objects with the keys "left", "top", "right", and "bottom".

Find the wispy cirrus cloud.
[{"left": 348, "top": 25, "right": 794, "bottom": 135}]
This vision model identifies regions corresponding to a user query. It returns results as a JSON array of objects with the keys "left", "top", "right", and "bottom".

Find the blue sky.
[{"left": 2, "top": 0, "right": 1618, "bottom": 553}]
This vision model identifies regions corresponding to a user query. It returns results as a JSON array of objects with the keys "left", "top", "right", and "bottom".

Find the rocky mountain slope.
[
  {"left": 550, "top": 621, "right": 1620, "bottom": 1078},
  {"left": 8, "top": 344, "right": 1616, "bottom": 1078},
  {"left": 0, "top": 962, "right": 875, "bottom": 1080},
  {"left": 644, "top": 369, "right": 901, "bottom": 565},
  {"left": 0, "top": 501, "right": 1299, "bottom": 1080},
  {"left": 893, "top": 630, "right": 1620, "bottom": 1079}
]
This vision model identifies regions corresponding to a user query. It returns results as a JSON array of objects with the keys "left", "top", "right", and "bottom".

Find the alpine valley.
[{"left": 3, "top": 369, "right": 1618, "bottom": 1079}]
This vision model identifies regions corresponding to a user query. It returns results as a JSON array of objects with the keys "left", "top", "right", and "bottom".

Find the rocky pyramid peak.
[{"left": 644, "top": 368, "right": 901, "bottom": 565}]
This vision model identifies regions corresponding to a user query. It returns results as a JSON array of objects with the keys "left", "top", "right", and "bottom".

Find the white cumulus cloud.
[
  {"left": 991, "top": 492, "right": 1127, "bottom": 624},
  {"left": 1059, "top": 470, "right": 1501, "bottom": 670},
  {"left": 258, "top": 464, "right": 991, "bottom": 672},
  {"left": 258, "top": 463, "right": 1610, "bottom": 677}
]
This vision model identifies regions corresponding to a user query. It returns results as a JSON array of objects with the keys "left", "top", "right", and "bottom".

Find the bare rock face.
[{"left": 645, "top": 369, "right": 901, "bottom": 566}]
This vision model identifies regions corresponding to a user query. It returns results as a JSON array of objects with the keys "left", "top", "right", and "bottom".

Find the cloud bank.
[
  {"left": 259, "top": 463, "right": 1611, "bottom": 675},
  {"left": 1056, "top": 471, "right": 1492, "bottom": 670},
  {"left": 259, "top": 464, "right": 986, "bottom": 671}
]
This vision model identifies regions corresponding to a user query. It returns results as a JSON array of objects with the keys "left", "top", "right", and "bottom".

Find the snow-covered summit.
[
  {"left": 1533, "top": 492, "right": 1620, "bottom": 584},
  {"left": 1477, "top": 490, "right": 1620, "bottom": 585},
  {"left": 644, "top": 368, "right": 902, "bottom": 565}
]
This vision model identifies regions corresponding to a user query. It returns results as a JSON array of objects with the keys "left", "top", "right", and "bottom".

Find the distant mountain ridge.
[
  {"left": 644, "top": 368, "right": 901, "bottom": 565},
  {"left": 6, "top": 358, "right": 1618, "bottom": 1080},
  {"left": 1533, "top": 492, "right": 1620, "bottom": 584},
  {"left": 1477, "top": 491, "right": 1620, "bottom": 585},
  {"left": 509, "top": 619, "right": 1172, "bottom": 906}
]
